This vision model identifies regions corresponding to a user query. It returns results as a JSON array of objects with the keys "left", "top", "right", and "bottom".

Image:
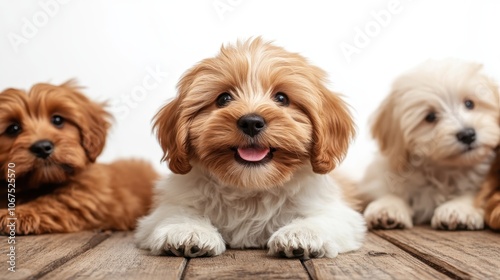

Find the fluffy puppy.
[
  {"left": 360, "top": 59, "right": 500, "bottom": 230},
  {"left": 135, "top": 38, "right": 365, "bottom": 259},
  {"left": 0, "top": 82, "right": 158, "bottom": 234},
  {"left": 477, "top": 153, "right": 500, "bottom": 230}
]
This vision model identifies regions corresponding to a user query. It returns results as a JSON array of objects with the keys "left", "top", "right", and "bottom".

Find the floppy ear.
[
  {"left": 310, "top": 86, "right": 355, "bottom": 174},
  {"left": 153, "top": 62, "right": 209, "bottom": 174},
  {"left": 60, "top": 81, "right": 111, "bottom": 162},
  {"left": 80, "top": 101, "right": 110, "bottom": 162},
  {"left": 371, "top": 93, "right": 407, "bottom": 168},
  {"left": 153, "top": 96, "right": 191, "bottom": 174}
]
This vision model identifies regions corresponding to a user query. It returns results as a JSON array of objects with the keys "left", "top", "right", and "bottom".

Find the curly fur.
[
  {"left": 0, "top": 82, "right": 158, "bottom": 234},
  {"left": 477, "top": 153, "right": 500, "bottom": 230},
  {"left": 135, "top": 38, "right": 365, "bottom": 259},
  {"left": 360, "top": 59, "right": 500, "bottom": 230}
]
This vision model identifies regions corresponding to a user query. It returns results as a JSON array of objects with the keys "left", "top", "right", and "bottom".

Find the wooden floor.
[{"left": 2, "top": 226, "right": 499, "bottom": 280}]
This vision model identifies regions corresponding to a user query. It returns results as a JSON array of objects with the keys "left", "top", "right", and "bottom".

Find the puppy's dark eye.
[
  {"left": 274, "top": 92, "right": 289, "bottom": 106},
  {"left": 5, "top": 123, "right": 22, "bottom": 137},
  {"left": 464, "top": 99, "right": 475, "bottom": 110},
  {"left": 216, "top": 92, "right": 232, "bottom": 108},
  {"left": 425, "top": 112, "right": 437, "bottom": 123},
  {"left": 51, "top": 115, "right": 65, "bottom": 128}
]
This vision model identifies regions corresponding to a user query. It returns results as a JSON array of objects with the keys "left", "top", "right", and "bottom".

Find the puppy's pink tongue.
[{"left": 237, "top": 147, "right": 270, "bottom": 162}]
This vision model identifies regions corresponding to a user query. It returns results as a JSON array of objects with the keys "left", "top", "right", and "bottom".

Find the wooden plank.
[
  {"left": 42, "top": 231, "right": 186, "bottom": 280},
  {"left": 183, "top": 249, "right": 310, "bottom": 280},
  {"left": 374, "top": 227, "right": 500, "bottom": 279},
  {"left": 303, "top": 233, "right": 449, "bottom": 280},
  {"left": 0, "top": 231, "right": 110, "bottom": 280}
]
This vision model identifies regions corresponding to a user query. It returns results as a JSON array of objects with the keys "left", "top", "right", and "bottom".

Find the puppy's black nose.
[
  {"left": 30, "top": 140, "right": 54, "bottom": 159},
  {"left": 237, "top": 114, "right": 266, "bottom": 137},
  {"left": 456, "top": 128, "right": 476, "bottom": 145}
]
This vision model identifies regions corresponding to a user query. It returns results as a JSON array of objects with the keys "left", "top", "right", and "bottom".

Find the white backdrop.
[{"left": 1, "top": 0, "right": 500, "bottom": 178}]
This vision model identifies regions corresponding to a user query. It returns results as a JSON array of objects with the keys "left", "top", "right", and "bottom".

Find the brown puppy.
[
  {"left": 478, "top": 152, "right": 500, "bottom": 230},
  {"left": 135, "top": 38, "right": 365, "bottom": 259},
  {"left": 0, "top": 81, "right": 158, "bottom": 234}
]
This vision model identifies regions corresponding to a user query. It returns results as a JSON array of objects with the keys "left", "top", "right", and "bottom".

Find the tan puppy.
[
  {"left": 360, "top": 59, "right": 500, "bottom": 230},
  {"left": 135, "top": 38, "right": 365, "bottom": 259}
]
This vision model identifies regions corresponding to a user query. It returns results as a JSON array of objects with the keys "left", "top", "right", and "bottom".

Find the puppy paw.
[
  {"left": 0, "top": 209, "right": 40, "bottom": 235},
  {"left": 431, "top": 202, "right": 484, "bottom": 230},
  {"left": 267, "top": 226, "right": 336, "bottom": 259},
  {"left": 364, "top": 199, "right": 413, "bottom": 230},
  {"left": 142, "top": 224, "right": 226, "bottom": 257},
  {"left": 0, "top": 211, "right": 13, "bottom": 235}
]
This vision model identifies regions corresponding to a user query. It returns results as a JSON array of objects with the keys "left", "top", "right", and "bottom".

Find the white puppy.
[
  {"left": 135, "top": 38, "right": 365, "bottom": 259},
  {"left": 361, "top": 59, "right": 500, "bottom": 230}
]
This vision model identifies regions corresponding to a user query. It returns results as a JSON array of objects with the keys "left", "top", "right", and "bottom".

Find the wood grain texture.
[
  {"left": 304, "top": 233, "right": 449, "bottom": 280},
  {"left": 0, "top": 231, "right": 110, "bottom": 280},
  {"left": 183, "top": 249, "right": 310, "bottom": 280},
  {"left": 3, "top": 227, "right": 500, "bottom": 279},
  {"left": 41, "top": 231, "right": 186, "bottom": 280},
  {"left": 374, "top": 227, "right": 500, "bottom": 280}
]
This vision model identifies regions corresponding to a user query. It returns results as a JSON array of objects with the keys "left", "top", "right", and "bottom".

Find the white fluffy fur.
[
  {"left": 135, "top": 166, "right": 365, "bottom": 258},
  {"left": 362, "top": 157, "right": 492, "bottom": 229},
  {"left": 360, "top": 59, "right": 500, "bottom": 230}
]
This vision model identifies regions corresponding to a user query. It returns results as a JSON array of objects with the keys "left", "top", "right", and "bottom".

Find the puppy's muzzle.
[
  {"left": 237, "top": 114, "right": 266, "bottom": 137},
  {"left": 30, "top": 140, "right": 54, "bottom": 159}
]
